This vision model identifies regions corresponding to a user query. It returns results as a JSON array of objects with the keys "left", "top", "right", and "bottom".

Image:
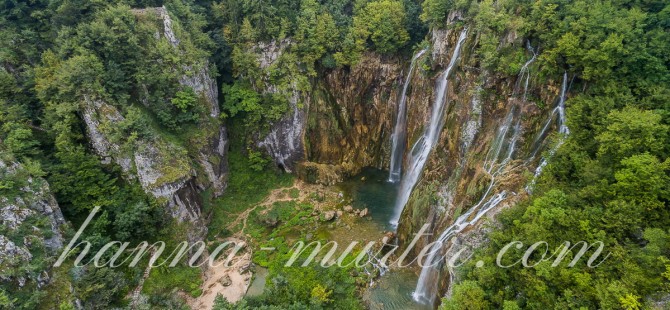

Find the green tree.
[
  {"left": 295, "top": 0, "right": 338, "bottom": 73},
  {"left": 310, "top": 284, "right": 333, "bottom": 305},
  {"left": 596, "top": 107, "right": 668, "bottom": 165},
  {"left": 355, "top": 0, "right": 410, "bottom": 54},
  {"left": 440, "top": 281, "right": 489, "bottom": 310}
]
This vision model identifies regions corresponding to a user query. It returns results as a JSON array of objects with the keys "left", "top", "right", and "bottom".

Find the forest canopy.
[{"left": 0, "top": 0, "right": 669, "bottom": 309}]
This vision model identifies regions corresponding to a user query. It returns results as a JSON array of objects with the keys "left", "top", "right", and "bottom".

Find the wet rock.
[
  {"left": 297, "top": 162, "right": 345, "bottom": 185},
  {"left": 359, "top": 208, "right": 369, "bottom": 217}
]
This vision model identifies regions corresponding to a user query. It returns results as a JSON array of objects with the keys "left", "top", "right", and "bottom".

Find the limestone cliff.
[
  {"left": 250, "top": 40, "right": 406, "bottom": 184},
  {"left": 393, "top": 16, "right": 569, "bottom": 301},
  {"left": 0, "top": 154, "right": 66, "bottom": 289},
  {"left": 81, "top": 7, "right": 228, "bottom": 240},
  {"left": 246, "top": 12, "right": 566, "bottom": 301},
  {"left": 300, "top": 53, "right": 404, "bottom": 184},
  {"left": 254, "top": 40, "right": 307, "bottom": 173}
]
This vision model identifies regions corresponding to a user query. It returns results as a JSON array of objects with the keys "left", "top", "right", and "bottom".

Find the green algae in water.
[
  {"left": 246, "top": 267, "right": 269, "bottom": 297},
  {"left": 337, "top": 169, "right": 432, "bottom": 309}
]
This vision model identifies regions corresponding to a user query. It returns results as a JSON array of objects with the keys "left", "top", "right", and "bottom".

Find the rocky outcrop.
[
  {"left": 252, "top": 43, "right": 405, "bottom": 179},
  {"left": 258, "top": 86, "right": 306, "bottom": 173},
  {"left": 391, "top": 23, "right": 568, "bottom": 302},
  {"left": 81, "top": 96, "right": 202, "bottom": 224},
  {"left": 80, "top": 8, "right": 228, "bottom": 240},
  {"left": 254, "top": 40, "right": 307, "bottom": 173},
  {"left": 0, "top": 156, "right": 66, "bottom": 288},
  {"left": 304, "top": 53, "right": 404, "bottom": 181},
  {"left": 155, "top": 6, "right": 220, "bottom": 117}
]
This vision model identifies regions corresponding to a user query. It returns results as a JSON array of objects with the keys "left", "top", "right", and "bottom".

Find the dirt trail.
[
  {"left": 186, "top": 180, "right": 337, "bottom": 309},
  {"left": 225, "top": 180, "right": 319, "bottom": 237},
  {"left": 185, "top": 238, "right": 253, "bottom": 310}
]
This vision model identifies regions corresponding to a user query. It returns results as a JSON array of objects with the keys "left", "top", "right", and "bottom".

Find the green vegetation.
[
  {"left": 215, "top": 199, "right": 365, "bottom": 310},
  {"left": 431, "top": 0, "right": 670, "bottom": 309},
  {"left": 353, "top": 0, "right": 411, "bottom": 54},
  {"left": 1, "top": 0, "right": 668, "bottom": 308},
  {"left": 143, "top": 264, "right": 204, "bottom": 298},
  {"left": 208, "top": 121, "right": 294, "bottom": 241}
]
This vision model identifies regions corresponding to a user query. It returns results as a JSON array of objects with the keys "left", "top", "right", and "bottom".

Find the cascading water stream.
[
  {"left": 389, "top": 49, "right": 428, "bottom": 183},
  {"left": 526, "top": 72, "right": 570, "bottom": 193},
  {"left": 389, "top": 29, "right": 468, "bottom": 227},
  {"left": 515, "top": 41, "right": 537, "bottom": 101},
  {"left": 412, "top": 106, "right": 522, "bottom": 305}
]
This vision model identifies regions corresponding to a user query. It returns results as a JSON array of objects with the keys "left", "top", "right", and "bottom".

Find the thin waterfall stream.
[
  {"left": 412, "top": 105, "right": 523, "bottom": 305},
  {"left": 389, "top": 28, "right": 469, "bottom": 227},
  {"left": 526, "top": 72, "right": 570, "bottom": 193},
  {"left": 515, "top": 41, "right": 537, "bottom": 101},
  {"left": 389, "top": 49, "right": 428, "bottom": 183},
  {"left": 409, "top": 72, "right": 571, "bottom": 306}
]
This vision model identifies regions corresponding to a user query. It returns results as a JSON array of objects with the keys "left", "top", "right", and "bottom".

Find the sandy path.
[
  {"left": 226, "top": 180, "right": 320, "bottom": 238},
  {"left": 187, "top": 238, "right": 253, "bottom": 310},
  {"left": 186, "top": 180, "right": 334, "bottom": 309}
]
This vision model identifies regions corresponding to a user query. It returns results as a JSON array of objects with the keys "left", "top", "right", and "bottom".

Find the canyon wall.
[
  {"left": 82, "top": 7, "right": 228, "bottom": 241},
  {"left": 0, "top": 155, "right": 67, "bottom": 290},
  {"left": 253, "top": 12, "right": 566, "bottom": 303}
]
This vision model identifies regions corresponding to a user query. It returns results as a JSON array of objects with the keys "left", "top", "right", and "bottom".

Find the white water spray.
[
  {"left": 389, "top": 49, "right": 428, "bottom": 183},
  {"left": 389, "top": 29, "right": 469, "bottom": 227},
  {"left": 515, "top": 41, "right": 537, "bottom": 101},
  {"left": 526, "top": 72, "right": 570, "bottom": 193},
  {"left": 412, "top": 106, "right": 522, "bottom": 304}
]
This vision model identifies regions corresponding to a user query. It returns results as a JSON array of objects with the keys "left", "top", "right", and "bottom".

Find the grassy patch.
[
  {"left": 288, "top": 188, "right": 300, "bottom": 199},
  {"left": 142, "top": 265, "right": 203, "bottom": 298},
  {"left": 207, "top": 121, "right": 293, "bottom": 241}
]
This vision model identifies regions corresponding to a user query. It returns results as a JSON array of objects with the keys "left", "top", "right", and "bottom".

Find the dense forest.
[{"left": 1, "top": 0, "right": 669, "bottom": 309}]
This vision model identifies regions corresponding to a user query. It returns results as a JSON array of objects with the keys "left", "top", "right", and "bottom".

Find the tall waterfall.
[
  {"left": 527, "top": 72, "right": 570, "bottom": 193},
  {"left": 389, "top": 49, "right": 428, "bottom": 183},
  {"left": 412, "top": 106, "right": 522, "bottom": 305},
  {"left": 389, "top": 29, "right": 468, "bottom": 227}
]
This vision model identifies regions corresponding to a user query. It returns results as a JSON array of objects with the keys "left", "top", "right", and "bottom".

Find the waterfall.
[
  {"left": 389, "top": 49, "right": 428, "bottom": 183},
  {"left": 389, "top": 29, "right": 469, "bottom": 227},
  {"left": 412, "top": 106, "right": 522, "bottom": 305},
  {"left": 526, "top": 72, "right": 570, "bottom": 193},
  {"left": 515, "top": 41, "right": 537, "bottom": 101}
]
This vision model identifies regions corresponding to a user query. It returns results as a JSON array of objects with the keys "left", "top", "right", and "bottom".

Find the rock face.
[
  {"left": 236, "top": 11, "right": 565, "bottom": 300},
  {"left": 251, "top": 42, "right": 403, "bottom": 182},
  {"left": 81, "top": 8, "right": 228, "bottom": 240},
  {"left": 257, "top": 87, "right": 306, "bottom": 173},
  {"left": 254, "top": 40, "right": 307, "bottom": 173},
  {"left": 0, "top": 156, "right": 66, "bottom": 288},
  {"left": 244, "top": 14, "right": 571, "bottom": 301},
  {"left": 301, "top": 53, "right": 403, "bottom": 183},
  {"left": 392, "top": 21, "right": 568, "bottom": 300}
]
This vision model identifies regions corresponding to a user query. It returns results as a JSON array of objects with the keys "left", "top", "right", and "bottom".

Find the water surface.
[
  {"left": 337, "top": 168, "right": 400, "bottom": 232},
  {"left": 364, "top": 269, "right": 434, "bottom": 310}
]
